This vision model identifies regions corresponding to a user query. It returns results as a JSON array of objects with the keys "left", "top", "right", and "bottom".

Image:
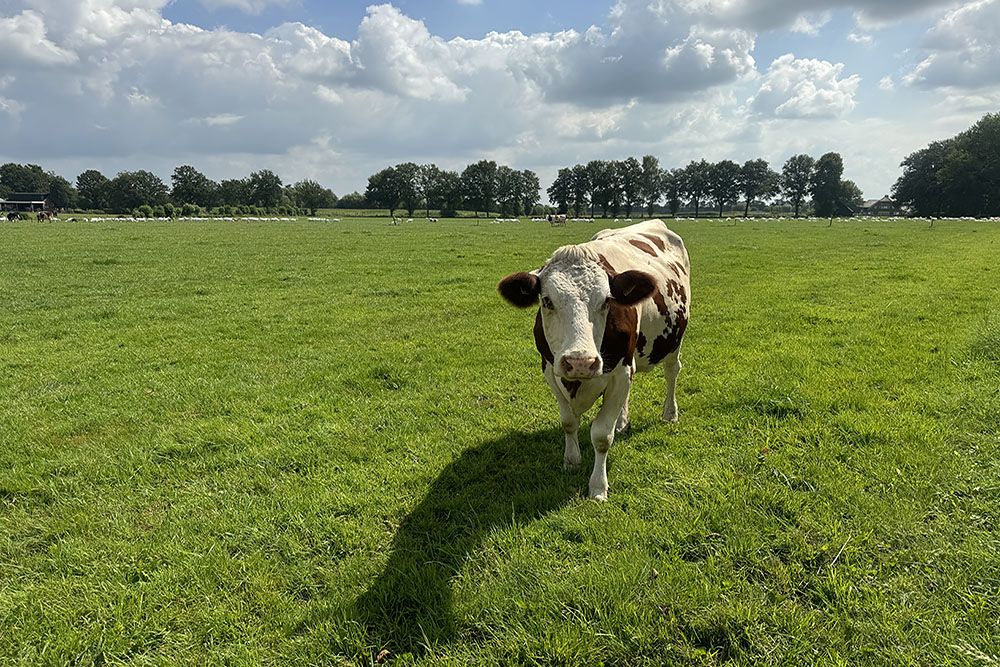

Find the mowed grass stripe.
[{"left": 0, "top": 218, "right": 997, "bottom": 665}]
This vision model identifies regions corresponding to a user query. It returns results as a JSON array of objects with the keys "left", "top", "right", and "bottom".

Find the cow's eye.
[{"left": 541, "top": 296, "right": 555, "bottom": 310}]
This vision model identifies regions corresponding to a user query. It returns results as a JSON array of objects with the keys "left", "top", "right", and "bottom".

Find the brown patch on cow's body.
[
  {"left": 663, "top": 279, "right": 687, "bottom": 305},
  {"left": 597, "top": 253, "right": 618, "bottom": 277},
  {"left": 648, "top": 309, "right": 688, "bottom": 364},
  {"left": 650, "top": 288, "right": 670, "bottom": 318},
  {"left": 666, "top": 261, "right": 687, "bottom": 276},
  {"left": 534, "top": 311, "right": 554, "bottom": 371},
  {"left": 629, "top": 239, "right": 658, "bottom": 257},
  {"left": 561, "top": 379, "right": 582, "bottom": 398},
  {"left": 600, "top": 303, "right": 639, "bottom": 373},
  {"left": 639, "top": 233, "right": 666, "bottom": 251}
]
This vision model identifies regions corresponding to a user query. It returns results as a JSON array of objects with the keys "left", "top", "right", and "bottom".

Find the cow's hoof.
[
  {"left": 563, "top": 460, "right": 580, "bottom": 472},
  {"left": 589, "top": 492, "right": 608, "bottom": 502},
  {"left": 615, "top": 421, "right": 630, "bottom": 435},
  {"left": 662, "top": 409, "right": 679, "bottom": 423}
]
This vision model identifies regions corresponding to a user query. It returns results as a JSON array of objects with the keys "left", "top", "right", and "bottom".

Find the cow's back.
[{"left": 585, "top": 220, "right": 690, "bottom": 371}]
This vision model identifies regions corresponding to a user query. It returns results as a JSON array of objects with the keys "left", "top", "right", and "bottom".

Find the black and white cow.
[{"left": 498, "top": 220, "right": 690, "bottom": 500}]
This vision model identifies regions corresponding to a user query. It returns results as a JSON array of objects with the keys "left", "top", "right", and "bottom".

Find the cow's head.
[{"left": 498, "top": 247, "right": 656, "bottom": 379}]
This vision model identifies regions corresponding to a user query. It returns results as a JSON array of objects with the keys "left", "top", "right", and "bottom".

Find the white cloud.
[
  {"left": 879, "top": 75, "right": 895, "bottom": 90},
  {"left": 903, "top": 0, "right": 1000, "bottom": 90},
  {"left": 847, "top": 32, "right": 874, "bottom": 45},
  {"left": 751, "top": 54, "right": 861, "bottom": 118},
  {"left": 199, "top": 0, "right": 292, "bottom": 12},
  {"left": 790, "top": 12, "right": 832, "bottom": 35},
  {"left": 0, "top": 10, "right": 77, "bottom": 66},
  {"left": 673, "top": 0, "right": 956, "bottom": 31}
]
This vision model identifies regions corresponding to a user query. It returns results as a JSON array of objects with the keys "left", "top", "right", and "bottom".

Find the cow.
[
  {"left": 6, "top": 212, "right": 19, "bottom": 221},
  {"left": 498, "top": 219, "right": 690, "bottom": 500}
]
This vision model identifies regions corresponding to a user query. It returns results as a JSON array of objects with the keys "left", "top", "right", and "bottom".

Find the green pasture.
[{"left": 1, "top": 217, "right": 998, "bottom": 665}]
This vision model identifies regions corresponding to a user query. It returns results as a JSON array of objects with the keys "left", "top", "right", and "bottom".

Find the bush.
[
  {"left": 137, "top": 204, "right": 154, "bottom": 218},
  {"left": 181, "top": 203, "right": 200, "bottom": 216},
  {"left": 163, "top": 202, "right": 175, "bottom": 218},
  {"left": 152, "top": 205, "right": 166, "bottom": 218}
]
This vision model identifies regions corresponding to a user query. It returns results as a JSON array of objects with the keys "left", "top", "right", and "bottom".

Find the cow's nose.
[{"left": 560, "top": 355, "right": 602, "bottom": 377}]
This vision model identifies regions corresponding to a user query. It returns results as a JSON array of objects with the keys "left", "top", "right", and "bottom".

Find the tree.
[
  {"left": 639, "top": 155, "right": 663, "bottom": 217},
  {"left": 840, "top": 180, "right": 864, "bottom": 210},
  {"left": 782, "top": 154, "right": 815, "bottom": 218},
  {"left": 106, "top": 170, "right": 169, "bottom": 212},
  {"left": 547, "top": 168, "right": 573, "bottom": 214},
  {"left": 218, "top": 178, "right": 250, "bottom": 207},
  {"left": 0, "top": 163, "right": 49, "bottom": 194},
  {"left": 366, "top": 167, "right": 402, "bottom": 217},
  {"left": 519, "top": 170, "right": 540, "bottom": 217},
  {"left": 335, "top": 191, "right": 366, "bottom": 209},
  {"left": 394, "top": 162, "right": 421, "bottom": 216},
  {"left": 942, "top": 113, "right": 1000, "bottom": 216},
  {"left": 618, "top": 157, "right": 642, "bottom": 218},
  {"left": 664, "top": 169, "right": 683, "bottom": 216},
  {"left": 171, "top": 165, "right": 219, "bottom": 209},
  {"left": 76, "top": 170, "right": 110, "bottom": 210},
  {"left": 892, "top": 140, "right": 951, "bottom": 217},
  {"left": 570, "top": 164, "right": 590, "bottom": 217},
  {"left": 417, "top": 164, "right": 442, "bottom": 217},
  {"left": 739, "top": 159, "right": 780, "bottom": 218},
  {"left": 585, "top": 160, "right": 609, "bottom": 217},
  {"left": 810, "top": 152, "right": 845, "bottom": 218},
  {"left": 603, "top": 161, "right": 624, "bottom": 218},
  {"left": 248, "top": 170, "right": 283, "bottom": 209},
  {"left": 460, "top": 160, "right": 498, "bottom": 217},
  {"left": 707, "top": 160, "right": 742, "bottom": 217},
  {"left": 47, "top": 175, "right": 77, "bottom": 210},
  {"left": 495, "top": 165, "right": 521, "bottom": 216},
  {"left": 292, "top": 180, "right": 337, "bottom": 215},
  {"left": 681, "top": 159, "right": 711, "bottom": 217},
  {"left": 437, "top": 170, "right": 463, "bottom": 217}
]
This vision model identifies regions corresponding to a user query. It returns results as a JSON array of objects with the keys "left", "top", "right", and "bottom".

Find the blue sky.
[{"left": 2, "top": 0, "right": 998, "bottom": 198}]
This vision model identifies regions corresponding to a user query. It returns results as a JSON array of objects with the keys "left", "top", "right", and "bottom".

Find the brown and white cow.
[{"left": 498, "top": 220, "right": 690, "bottom": 500}]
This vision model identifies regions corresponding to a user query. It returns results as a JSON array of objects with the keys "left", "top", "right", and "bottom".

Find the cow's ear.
[
  {"left": 610, "top": 270, "right": 656, "bottom": 305},
  {"left": 498, "top": 272, "right": 541, "bottom": 308}
]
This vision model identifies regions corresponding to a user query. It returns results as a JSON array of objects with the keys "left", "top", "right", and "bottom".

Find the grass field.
[{"left": 1, "top": 217, "right": 998, "bottom": 665}]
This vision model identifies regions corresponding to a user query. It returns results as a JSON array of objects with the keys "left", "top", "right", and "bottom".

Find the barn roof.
[{"left": 6, "top": 192, "right": 49, "bottom": 202}]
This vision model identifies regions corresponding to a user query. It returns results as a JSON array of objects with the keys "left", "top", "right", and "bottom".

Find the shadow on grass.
[{"left": 354, "top": 426, "right": 580, "bottom": 656}]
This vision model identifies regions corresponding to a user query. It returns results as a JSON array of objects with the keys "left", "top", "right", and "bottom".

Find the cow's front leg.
[
  {"left": 589, "top": 373, "right": 631, "bottom": 500},
  {"left": 559, "top": 402, "right": 582, "bottom": 472},
  {"left": 546, "top": 374, "right": 582, "bottom": 471}
]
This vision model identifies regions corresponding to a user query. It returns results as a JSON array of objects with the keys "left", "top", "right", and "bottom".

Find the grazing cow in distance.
[
  {"left": 498, "top": 220, "right": 691, "bottom": 500},
  {"left": 6, "top": 212, "right": 19, "bottom": 221}
]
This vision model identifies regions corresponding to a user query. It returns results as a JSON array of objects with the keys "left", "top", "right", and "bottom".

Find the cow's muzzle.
[{"left": 559, "top": 354, "right": 602, "bottom": 379}]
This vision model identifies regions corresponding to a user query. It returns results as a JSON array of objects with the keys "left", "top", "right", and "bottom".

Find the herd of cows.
[{"left": 499, "top": 220, "right": 690, "bottom": 500}]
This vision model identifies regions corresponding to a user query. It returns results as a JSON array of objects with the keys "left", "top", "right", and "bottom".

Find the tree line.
[
  {"left": 893, "top": 113, "right": 999, "bottom": 218},
  {"left": 364, "top": 161, "right": 541, "bottom": 218},
  {"left": 546, "top": 153, "right": 863, "bottom": 219},
  {"left": 0, "top": 164, "right": 338, "bottom": 216}
]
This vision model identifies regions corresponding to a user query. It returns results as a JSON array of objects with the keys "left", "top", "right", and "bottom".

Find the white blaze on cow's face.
[{"left": 539, "top": 261, "right": 611, "bottom": 379}]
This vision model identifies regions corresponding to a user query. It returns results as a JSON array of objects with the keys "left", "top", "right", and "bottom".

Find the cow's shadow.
[{"left": 354, "top": 426, "right": 581, "bottom": 655}]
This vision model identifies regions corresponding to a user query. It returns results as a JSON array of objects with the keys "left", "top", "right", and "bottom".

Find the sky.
[{"left": 1, "top": 0, "right": 998, "bottom": 199}]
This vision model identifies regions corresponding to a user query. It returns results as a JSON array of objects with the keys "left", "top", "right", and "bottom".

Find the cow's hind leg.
[{"left": 662, "top": 351, "right": 681, "bottom": 423}]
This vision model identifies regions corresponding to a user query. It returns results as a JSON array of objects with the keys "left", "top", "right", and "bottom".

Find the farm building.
[
  {"left": 860, "top": 196, "right": 898, "bottom": 217},
  {"left": 0, "top": 193, "right": 50, "bottom": 212}
]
